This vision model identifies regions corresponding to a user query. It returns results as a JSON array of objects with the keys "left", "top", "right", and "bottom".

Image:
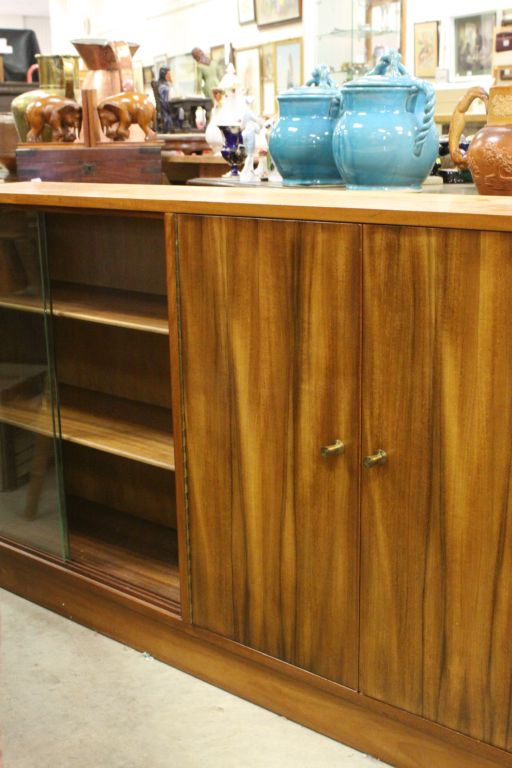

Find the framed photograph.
[
  {"left": 260, "top": 43, "right": 276, "bottom": 116},
  {"left": 454, "top": 13, "right": 496, "bottom": 77},
  {"left": 414, "top": 21, "right": 439, "bottom": 78},
  {"left": 143, "top": 65, "right": 155, "bottom": 86},
  {"left": 261, "top": 42, "right": 275, "bottom": 81},
  {"left": 275, "top": 38, "right": 303, "bottom": 95},
  {"left": 211, "top": 44, "right": 233, "bottom": 81},
  {"left": 238, "top": 0, "right": 255, "bottom": 25},
  {"left": 255, "top": 0, "right": 301, "bottom": 27},
  {"left": 235, "top": 46, "right": 261, "bottom": 114},
  {"left": 169, "top": 53, "right": 197, "bottom": 97},
  {"left": 493, "top": 26, "right": 512, "bottom": 82}
]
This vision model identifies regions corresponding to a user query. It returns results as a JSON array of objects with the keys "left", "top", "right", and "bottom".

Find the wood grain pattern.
[
  {"left": 361, "top": 225, "right": 512, "bottom": 749},
  {"left": 33, "top": 283, "right": 166, "bottom": 333},
  {"left": 0, "top": 385, "right": 174, "bottom": 468},
  {"left": 1, "top": 540, "right": 512, "bottom": 768},
  {"left": 177, "top": 214, "right": 361, "bottom": 686},
  {"left": 45, "top": 212, "right": 167, "bottom": 295},
  {"left": 3, "top": 182, "right": 512, "bottom": 232},
  {"left": 63, "top": 443, "right": 177, "bottom": 529},
  {"left": 53, "top": 319, "right": 172, "bottom": 408},
  {"left": 16, "top": 144, "right": 162, "bottom": 185},
  {"left": 67, "top": 496, "right": 180, "bottom": 603}
]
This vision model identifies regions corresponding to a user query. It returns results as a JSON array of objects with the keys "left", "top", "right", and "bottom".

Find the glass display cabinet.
[
  {"left": 0, "top": 209, "right": 180, "bottom": 611},
  {"left": 0, "top": 209, "right": 66, "bottom": 558},
  {"left": 316, "top": 0, "right": 405, "bottom": 81}
]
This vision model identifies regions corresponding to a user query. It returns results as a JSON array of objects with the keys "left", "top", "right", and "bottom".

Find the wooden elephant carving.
[
  {"left": 25, "top": 95, "right": 82, "bottom": 143},
  {"left": 97, "top": 92, "right": 156, "bottom": 141}
]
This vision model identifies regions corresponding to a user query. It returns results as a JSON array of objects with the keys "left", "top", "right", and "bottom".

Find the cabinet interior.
[
  {"left": 47, "top": 213, "right": 180, "bottom": 610},
  {"left": 48, "top": 213, "right": 179, "bottom": 610}
]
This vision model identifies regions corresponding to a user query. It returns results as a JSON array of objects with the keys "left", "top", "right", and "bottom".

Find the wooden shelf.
[
  {"left": 68, "top": 496, "right": 180, "bottom": 606},
  {"left": 0, "top": 283, "right": 169, "bottom": 334},
  {"left": 0, "top": 385, "right": 174, "bottom": 469}
]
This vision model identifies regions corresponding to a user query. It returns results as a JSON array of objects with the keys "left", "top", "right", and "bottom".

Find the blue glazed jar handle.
[{"left": 413, "top": 80, "right": 435, "bottom": 157}]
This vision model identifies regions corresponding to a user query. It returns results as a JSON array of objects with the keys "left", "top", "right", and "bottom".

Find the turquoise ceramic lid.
[
  {"left": 343, "top": 50, "right": 420, "bottom": 89},
  {"left": 278, "top": 64, "right": 340, "bottom": 99}
]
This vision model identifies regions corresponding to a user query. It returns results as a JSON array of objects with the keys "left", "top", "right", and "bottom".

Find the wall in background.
[
  {"left": 0, "top": 15, "right": 51, "bottom": 55},
  {"left": 408, "top": 0, "right": 512, "bottom": 88},
  {"left": 48, "top": 0, "right": 315, "bottom": 77}
]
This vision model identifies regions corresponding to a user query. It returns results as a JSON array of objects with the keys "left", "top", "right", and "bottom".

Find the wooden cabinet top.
[{"left": 1, "top": 181, "right": 512, "bottom": 232}]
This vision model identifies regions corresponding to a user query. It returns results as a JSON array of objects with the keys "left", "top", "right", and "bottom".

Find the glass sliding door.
[{"left": 0, "top": 208, "right": 66, "bottom": 558}]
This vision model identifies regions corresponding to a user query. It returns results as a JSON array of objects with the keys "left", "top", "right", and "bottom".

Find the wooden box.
[{"left": 16, "top": 142, "right": 163, "bottom": 184}]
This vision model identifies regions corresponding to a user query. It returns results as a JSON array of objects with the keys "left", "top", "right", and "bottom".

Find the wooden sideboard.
[{"left": 0, "top": 183, "right": 512, "bottom": 768}]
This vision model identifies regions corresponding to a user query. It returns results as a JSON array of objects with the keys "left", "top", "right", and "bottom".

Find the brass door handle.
[
  {"left": 363, "top": 449, "right": 387, "bottom": 468},
  {"left": 320, "top": 439, "right": 345, "bottom": 458}
]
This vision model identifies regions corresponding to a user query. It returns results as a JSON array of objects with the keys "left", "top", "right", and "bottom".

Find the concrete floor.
[{"left": 0, "top": 589, "right": 391, "bottom": 768}]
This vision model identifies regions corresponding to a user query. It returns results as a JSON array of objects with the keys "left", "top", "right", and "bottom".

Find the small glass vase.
[{"left": 219, "top": 125, "right": 246, "bottom": 177}]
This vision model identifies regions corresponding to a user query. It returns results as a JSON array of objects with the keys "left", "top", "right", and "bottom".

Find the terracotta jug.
[{"left": 450, "top": 85, "right": 512, "bottom": 195}]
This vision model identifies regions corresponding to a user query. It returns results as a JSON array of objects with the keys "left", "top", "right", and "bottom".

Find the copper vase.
[{"left": 450, "top": 85, "right": 512, "bottom": 195}]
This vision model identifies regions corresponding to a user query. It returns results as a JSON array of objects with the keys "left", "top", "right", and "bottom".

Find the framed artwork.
[
  {"left": 454, "top": 13, "right": 496, "bottom": 77},
  {"left": 414, "top": 21, "right": 439, "bottom": 78},
  {"left": 211, "top": 44, "right": 233, "bottom": 81},
  {"left": 235, "top": 46, "right": 261, "bottom": 114},
  {"left": 143, "top": 65, "right": 155, "bottom": 85},
  {"left": 275, "top": 38, "right": 303, "bottom": 95},
  {"left": 492, "top": 26, "right": 512, "bottom": 83},
  {"left": 260, "top": 42, "right": 276, "bottom": 115},
  {"left": 169, "top": 53, "right": 197, "bottom": 96},
  {"left": 261, "top": 42, "right": 275, "bottom": 81},
  {"left": 238, "top": 0, "right": 255, "bottom": 25},
  {"left": 255, "top": 0, "right": 301, "bottom": 27}
]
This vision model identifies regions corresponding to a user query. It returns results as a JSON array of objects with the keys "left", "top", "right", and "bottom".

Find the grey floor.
[{"left": 0, "top": 589, "right": 390, "bottom": 768}]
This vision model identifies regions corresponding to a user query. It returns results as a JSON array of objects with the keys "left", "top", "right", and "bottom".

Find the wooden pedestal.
[{"left": 16, "top": 142, "right": 163, "bottom": 184}]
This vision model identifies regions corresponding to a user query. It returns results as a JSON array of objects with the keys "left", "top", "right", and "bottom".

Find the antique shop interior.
[{"left": 1, "top": 1, "right": 512, "bottom": 768}]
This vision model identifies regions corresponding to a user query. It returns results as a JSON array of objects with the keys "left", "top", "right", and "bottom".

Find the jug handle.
[
  {"left": 26, "top": 63, "right": 38, "bottom": 83},
  {"left": 449, "top": 87, "right": 488, "bottom": 169},
  {"left": 413, "top": 81, "right": 436, "bottom": 157}
]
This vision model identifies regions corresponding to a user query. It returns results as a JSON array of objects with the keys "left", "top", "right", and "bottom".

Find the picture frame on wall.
[
  {"left": 492, "top": 26, "right": 512, "bottom": 83},
  {"left": 255, "top": 0, "right": 302, "bottom": 28},
  {"left": 169, "top": 53, "right": 197, "bottom": 97},
  {"left": 275, "top": 38, "right": 303, "bottom": 95},
  {"left": 211, "top": 44, "right": 234, "bottom": 81},
  {"left": 235, "top": 46, "right": 262, "bottom": 114},
  {"left": 238, "top": 0, "right": 256, "bottom": 25},
  {"left": 260, "top": 42, "right": 276, "bottom": 116},
  {"left": 454, "top": 12, "right": 496, "bottom": 77},
  {"left": 414, "top": 21, "right": 439, "bottom": 78}
]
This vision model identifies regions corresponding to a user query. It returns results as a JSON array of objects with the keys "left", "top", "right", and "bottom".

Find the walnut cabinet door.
[
  {"left": 175, "top": 215, "right": 361, "bottom": 687},
  {"left": 361, "top": 225, "right": 512, "bottom": 749}
]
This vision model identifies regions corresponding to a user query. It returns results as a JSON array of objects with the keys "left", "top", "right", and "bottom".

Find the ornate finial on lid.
[
  {"left": 306, "top": 64, "right": 336, "bottom": 88},
  {"left": 368, "top": 49, "right": 407, "bottom": 77}
]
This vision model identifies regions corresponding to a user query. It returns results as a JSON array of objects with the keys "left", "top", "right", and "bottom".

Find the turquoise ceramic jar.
[
  {"left": 269, "top": 66, "right": 342, "bottom": 186},
  {"left": 332, "top": 51, "right": 438, "bottom": 190}
]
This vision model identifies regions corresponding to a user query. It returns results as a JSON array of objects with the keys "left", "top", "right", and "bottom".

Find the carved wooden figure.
[
  {"left": 25, "top": 95, "right": 82, "bottom": 143},
  {"left": 97, "top": 92, "right": 156, "bottom": 141}
]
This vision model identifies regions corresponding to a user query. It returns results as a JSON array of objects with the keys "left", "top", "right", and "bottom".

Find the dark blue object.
[{"left": 219, "top": 125, "right": 246, "bottom": 176}]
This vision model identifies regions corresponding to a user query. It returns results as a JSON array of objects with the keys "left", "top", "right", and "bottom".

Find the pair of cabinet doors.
[{"left": 175, "top": 215, "right": 512, "bottom": 750}]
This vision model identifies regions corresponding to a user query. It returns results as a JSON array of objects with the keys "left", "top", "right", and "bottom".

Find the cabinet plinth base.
[{"left": 0, "top": 539, "right": 510, "bottom": 768}]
